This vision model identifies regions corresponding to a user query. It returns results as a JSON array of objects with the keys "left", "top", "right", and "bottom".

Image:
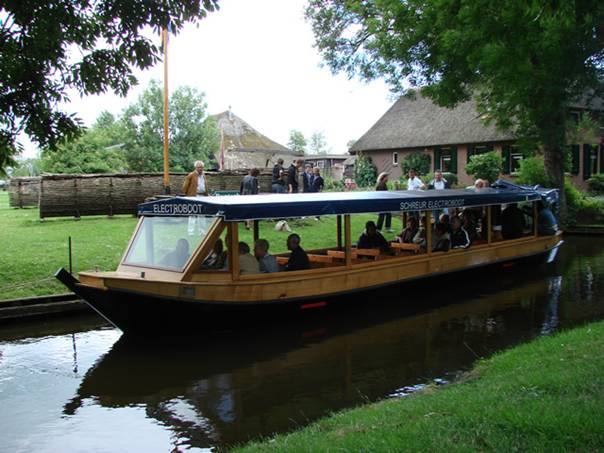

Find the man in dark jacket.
[
  {"left": 285, "top": 233, "right": 310, "bottom": 271},
  {"left": 288, "top": 159, "right": 303, "bottom": 193},
  {"left": 357, "top": 221, "right": 390, "bottom": 252},
  {"left": 501, "top": 203, "right": 525, "bottom": 239}
]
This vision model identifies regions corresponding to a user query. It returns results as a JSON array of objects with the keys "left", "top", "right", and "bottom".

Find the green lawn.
[
  {"left": 0, "top": 191, "right": 404, "bottom": 300},
  {"left": 235, "top": 320, "right": 604, "bottom": 452}
]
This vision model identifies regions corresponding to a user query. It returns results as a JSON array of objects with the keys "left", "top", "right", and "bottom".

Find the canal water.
[{"left": 1, "top": 236, "right": 604, "bottom": 452}]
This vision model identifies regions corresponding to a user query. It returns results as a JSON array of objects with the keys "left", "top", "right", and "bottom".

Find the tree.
[
  {"left": 41, "top": 112, "right": 128, "bottom": 174},
  {"left": 308, "top": 131, "right": 330, "bottom": 155},
  {"left": 465, "top": 151, "right": 502, "bottom": 184},
  {"left": 305, "top": 1, "right": 604, "bottom": 216},
  {"left": 402, "top": 152, "right": 431, "bottom": 177},
  {"left": 121, "top": 80, "right": 219, "bottom": 172},
  {"left": 8, "top": 158, "right": 43, "bottom": 177},
  {"left": 0, "top": 0, "right": 219, "bottom": 175},
  {"left": 354, "top": 151, "right": 377, "bottom": 187},
  {"left": 288, "top": 130, "right": 307, "bottom": 153}
]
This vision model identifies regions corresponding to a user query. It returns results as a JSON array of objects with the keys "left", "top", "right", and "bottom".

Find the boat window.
[{"left": 123, "top": 216, "right": 216, "bottom": 270}]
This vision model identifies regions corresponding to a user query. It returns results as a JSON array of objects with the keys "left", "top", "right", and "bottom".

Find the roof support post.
[
  {"left": 228, "top": 222, "right": 240, "bottom": 281},
  {"left": 425, "top": 211, "right": 432, "bottom": 255},
  {"left": 344, "top": 215, "right": 352, "bottom": 267},
  {"left": 533, "top": 201, "right": 538, "bottom": 236},
  {"left": 253, "top": 220, "right": 259, "bottom": 243},
  {"left": 487, "top": 206, "right": 492, "bottom": 244},
  {"left": 337, "top": 215, "right": 342, "bottom": 250}
]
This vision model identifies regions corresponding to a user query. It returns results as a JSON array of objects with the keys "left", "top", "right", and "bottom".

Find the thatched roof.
[
  {"left": 211, "top": 110, "right": 300, "bottom": 155},
  {"left": 350, "top": 93, "right": 516, "bottom": 152}
]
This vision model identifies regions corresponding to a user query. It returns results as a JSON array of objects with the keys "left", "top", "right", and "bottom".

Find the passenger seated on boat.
[
  {"left": 254, "top": 239, "right": 280, "bottom": 273},
  {"left": 450, "top": 216, "right": 470, "bottom": 249},
  {"left": 160, "top": 238, "right": 190, "bottom": 268},
  {"left": 436, "top": 213, "right": 451, "bottom": 234},
  {"left": 432, "top": 222, "right": 450, "bottom": 252},
  {"left": 537, "top": 201, "right": 559, "bottom": 236},
  {"left": 357, "top": 221, "right": 390, "bottom": 252},
  {"left": 284, "top": 233, "right": 310, "bottom": 271},
  {"left": 501, "top": 203, "right": 525, "bottom": 239},
  {"left": 396, "top": 216, "right": 418, "bottom": 244},
  {"left": 239, "top": 241, "right": 260, "bottom": 275},
  {"left": 461, "top": 209, "right": 479, "bottom": 242},
  {"left": 201, "top": 239, "right": 227, "bottom": 269},
  {"left": 412, "top": 226, "right": 427, "bottom": 250}
]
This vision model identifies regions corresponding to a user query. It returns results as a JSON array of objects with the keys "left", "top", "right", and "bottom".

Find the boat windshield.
[{"left": 123, "top": 216, "right": 216, "bottom": 271}]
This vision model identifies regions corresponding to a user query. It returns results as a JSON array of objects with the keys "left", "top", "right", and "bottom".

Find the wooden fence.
[
  {"left": 8, "top": 177, "right": 41, "bottom": 208},
  {"left": 7, "top": 171, "right": 272, "bottom": 218}
]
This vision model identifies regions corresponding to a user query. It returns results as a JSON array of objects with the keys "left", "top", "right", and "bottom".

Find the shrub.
[
  {"left": 354, "top": 152, "right": 377, "bottom": 188},
  {"left": 323, "top": 176, "right": 344, "bottom": 192},
  {"left": 515, "top": 156, "right": 552, "bottom": 187},
  {"left": 402, "top": 152, "right": 431, "bottom": 176},
  {"left": 587, "top": 174, "right": 604, "bottom": 194},
  {"left": 565, "top": 178, "right": 604, "bottom": 226},
  {"left": 465, "top": 151, "right": 502, "bottom": 183}
]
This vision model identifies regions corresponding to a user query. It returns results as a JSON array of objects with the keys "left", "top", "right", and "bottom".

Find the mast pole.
[{"left": 162, "top": 27, "right": 170, "bottom": 194}]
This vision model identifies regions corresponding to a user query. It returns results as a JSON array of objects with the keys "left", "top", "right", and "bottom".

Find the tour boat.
[{"left": 56, "top": 180, "right": 562, "bottom": 333}]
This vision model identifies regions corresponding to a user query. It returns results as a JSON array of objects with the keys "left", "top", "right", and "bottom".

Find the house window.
[
  {"left": 392, "top": 152, "right": 399, "bottom": 166},
  {"left": 589, "top": 146, "right": 599, "bottom": 175},
  {"left": 440, "top": 147, "right": 452, "bottom": 172},
  {"left": 474, "top": 144, "right": 493, "bottom": 155},
  {"left": 317, "top": 160, "right": 325, "bottom": 169},
  {"left": 509, "top": 145, "right": 523, "bottom": 173},
  {"left": 570, "top": 111, "right": 581, "bottom": 124}
]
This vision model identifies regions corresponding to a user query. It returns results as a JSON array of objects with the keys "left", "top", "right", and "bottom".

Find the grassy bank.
[
  {"left": 236, "top": 320, "right": 604, "bottom": 452},
  {"left": 0, "top": 192, "right": 401, "bottom": 300}
]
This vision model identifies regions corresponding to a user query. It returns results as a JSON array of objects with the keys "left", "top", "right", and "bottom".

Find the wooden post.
[
  {"left": 425, "top": 211, "right": 432, "bottom": 255},
  {"left": 487, "top": 206, "right": 492, "bottom": 244},
  {"left": 533, "top": 201, "right": 538, "bottom": 236},
  {"left": 253, "top": 220, "right": 259, "bottom": 243},
  {"left": 228, "top": 222, "right": 239, "bottom": 281},
  {"left": 162, "top": 27, "right": 170, "bottom": 194},
  {"left": 337, "top": 215, "right": 342, "bottom": 250},
  {"left": 344, "top": 214, "right": 352, "bottom": 267}
]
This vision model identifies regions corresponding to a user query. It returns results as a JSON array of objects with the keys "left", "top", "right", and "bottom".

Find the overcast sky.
[{"left": 23, "top": 0, "right": 395, "bottom": 158}]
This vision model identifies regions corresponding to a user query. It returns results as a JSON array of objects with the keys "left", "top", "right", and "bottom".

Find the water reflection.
[
  {"left": 2, "top": 237, "right": 604, "bottom": 452},
  {"left": 62, "top": 275, "right": 575, "bottom": 450}
]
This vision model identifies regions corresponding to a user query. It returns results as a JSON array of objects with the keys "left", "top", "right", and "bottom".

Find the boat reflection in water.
[{"left": 62, "top": 264, "right": 588, "bottom": 451}]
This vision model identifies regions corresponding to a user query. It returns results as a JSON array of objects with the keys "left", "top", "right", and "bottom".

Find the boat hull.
[{"left": 56, "top": 240, "right": 562, "bottom": 334}]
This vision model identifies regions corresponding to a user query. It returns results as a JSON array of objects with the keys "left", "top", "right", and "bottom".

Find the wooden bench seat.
[{"left": 390, "top": 242, "right": 420, "bottom": 253}]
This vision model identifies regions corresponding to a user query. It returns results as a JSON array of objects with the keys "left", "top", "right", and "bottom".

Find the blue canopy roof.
[{"left": 137, "top": 180, "right": 557, "bottom": 221}]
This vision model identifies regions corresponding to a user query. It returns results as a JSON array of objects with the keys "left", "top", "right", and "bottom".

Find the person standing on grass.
[
  {"left": 310, "top": 167, "right": 324, "bottom": 192},
  {"left": 302, "top": 164, "right": 314, "bottom": 193},
  {"left": 272, "top": 158, "right": 285, "bottom": 193},
  {"left": 240, "top": 168, "right": 259, "bottom": 229},
  {"left": 182, "top": 160, "right": 208, "bottom": 197},
  {"left": 375, "top": 172, "right": 392, "bottom": 232},
  {"left": 288, "top": 159, "right": 304, "bottom": 193},
  {"left": 182, "top": 160, "right": 208, "bottom": 235}
]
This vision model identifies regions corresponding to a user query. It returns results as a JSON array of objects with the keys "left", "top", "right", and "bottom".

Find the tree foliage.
[
  {"left": 41, "top": 112, "right": 128, "bottom": 174},
  {"left": 402, "top": 152, "right": 431, "bottom": 176},
  {"left": 121, "top": 80, "right": 219, "bottom": 172},
  {"left": 465, "top": 151, "right": 502, "bottom": 184},
  {"left": 0, "top": 0, "right": 219, "bottom": 174},
  {"left": 354, "top": 151, "right": 377, "bottom": 187},
  {"left": 288, "top": 130, "right": 307, "bottom": 153},
  {"left": 305, "top": 0, "right": 604, "bottom": 214},
  {"left": 308, "top": 131, "right": 330, "bottom": 155}
]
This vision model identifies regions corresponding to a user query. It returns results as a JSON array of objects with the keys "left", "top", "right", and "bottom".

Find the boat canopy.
[{"left": 137, "top": 180, "right": 558, "bottom": 221}]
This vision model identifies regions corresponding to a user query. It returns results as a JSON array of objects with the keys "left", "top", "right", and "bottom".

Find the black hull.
[{"left": 56, "top": 244, "right": 561, "bottom": 335}]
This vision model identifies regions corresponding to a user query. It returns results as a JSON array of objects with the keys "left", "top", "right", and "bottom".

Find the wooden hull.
[{"left": 56, "top": 235, "right": 563, "bottom": 334}]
